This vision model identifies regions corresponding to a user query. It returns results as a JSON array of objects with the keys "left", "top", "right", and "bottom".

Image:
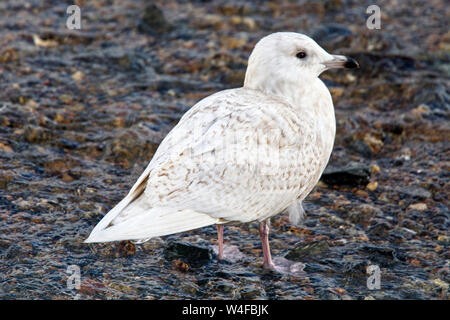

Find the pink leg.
[
  {"left": 216, "top": 225, "right": 224, "bottom": 260},
  {"left": 258, "top": 220, "right": 275, "bottom": 270}
]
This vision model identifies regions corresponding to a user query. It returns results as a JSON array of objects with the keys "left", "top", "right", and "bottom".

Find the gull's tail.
[
  {"left": 84, "top": 206, "right": 219, "bottom": 243},
  {"left": 84, "top": 172, "right": 219, "bottom": 243}
]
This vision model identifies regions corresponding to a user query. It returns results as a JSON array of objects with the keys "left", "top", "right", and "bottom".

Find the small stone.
[
  {"left": 363, "top": 134, "right": 383, "bottom": 154},
  {"left": 173, "top": 259, "right": 190, "bottom": 272},
  {"left": 342, "top": 260, "right": 368, "bottom": 286},
  {"left": 61, "top": 173, "right": 73, "bottom": 182},
  {"left": 79, "top": 284, "right": 96, "bottom": 296},
  {"left": 432, "top": 279, "right": 448, "bottom": 290},
  {"left": 411, "top": 104, "right": 431, "bottom": 116},
  {"left": 72, "top": 71, "right": 84, "bottom": 82},
  {"left": 117, "top": 241, "right": 136, "bottom": 256},
  {"left": 45, "top": 159, "right": 68, "bottom": 174},
  {"left": 349, "top": 204, "right": 382, "bottom": 225},
  {"left": 0, "top": 142, "right": 13, "bottom": 152},
  {"left": 329, "top": 287, "right": 346, "bottom": 296},
  {"left": 321, "top": 162, "right": 371, "bottom": 186},
  {"left": 408, "top": 203, "right": 427, "bottom": 211},
  {"left": 368, "top": 221, "right": 393, "bottom": 238},
  {"left": 410, "top": 259, "right": 421, "bottom": 267},
  {"left": 366, "top": 181, "right": 378, "bottom": 191},
  {"left": 399, "top": 218, "right": 423, "bottom": 233},
  {"left": 356, "top": 189, "right": 369, "bottom": 197},
  {"left": 398, "top": 186, "right": 431, "bottom": 201},
  {"left": 346, "top": 73, "right": 356, "bottom": 82},
  {"left": 370, "top": 164, "right": 380, "bottom": 174},
  {"left": 285, "top": 241, "right": 329, "bottom": 261},
  {"left": 164, "top": 241, "right": 213, "bottom": 266},
  {"left": 26, "top": 99, "right": 38, "bottom": 108},
  {"left": 137, "top": 4, "right": 173, "bottom": 34},
  {"left": 335, "top": 238, "right": 348, "bottom": 246},
  {"left": 215, "top": 281, "right": 236, "bottom": 294},
  {"left": 238, "top": 285, "right": 265, "bottom": 299},
  {"left": 229, "top": 16, "right": 257, "bottom": 30},
  {"left": 389, "top": 227, "right": 417, "bottom": 240},
  {"left": 32, "top": 34, "right": 58, "bottom": 47}
]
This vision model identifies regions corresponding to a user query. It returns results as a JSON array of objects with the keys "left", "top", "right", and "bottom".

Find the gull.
[{"left": 85, "top": 32, "right": 359, "bottom": 272}]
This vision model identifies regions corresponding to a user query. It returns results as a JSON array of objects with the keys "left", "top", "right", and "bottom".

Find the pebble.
[
  {"left": 164, "top": 241, "right": 213, "bottom": 266},
  {"left": 32, "top": 34, "right": 58, "bottom": 47},
  {"left": 370, "top": 164, "right": 381, "bottom": 174},
  {"left": 72, "top": 71, "right": 84, "bottom": 82},
  {"left": 285, "top": 241, "right": 329, "bottom": 261},
  {"left": 397, "top": 186, "right": 432, "bottom": 201},
  {"left": 408, "top": 203, "right": 428, "bottom": 211},
  {"left": 137, "top": 4, "right": 173, "bottom": 34},
  {"left": 366, "top": 181, "right": 378, "bottom": 191},
  {"left": 368, "top": 221, "right": 393, "bottom": 238},
  {"left": 0, "top": 142, "right": 13, "bottom": 152},
  {"left": 321, "top": 162, "right": 371, "bottom": 186}
]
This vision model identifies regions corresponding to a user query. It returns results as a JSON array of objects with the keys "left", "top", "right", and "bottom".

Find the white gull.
[{"left": 85, "top": 32, "right": 359, "bottom": 272}]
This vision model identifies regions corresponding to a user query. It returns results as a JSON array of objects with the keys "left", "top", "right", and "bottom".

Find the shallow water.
[{"left": 0, "top": 0, "right": 448, "bottom": 299}]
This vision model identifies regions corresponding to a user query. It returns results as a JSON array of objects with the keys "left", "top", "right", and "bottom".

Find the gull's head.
[{"left": 244, "top": 32, "right": 359, "bottom": 91}]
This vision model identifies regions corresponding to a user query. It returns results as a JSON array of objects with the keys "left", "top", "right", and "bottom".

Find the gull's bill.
[{"left": 323, "top": 54, "right": 360, "bottom": 70}]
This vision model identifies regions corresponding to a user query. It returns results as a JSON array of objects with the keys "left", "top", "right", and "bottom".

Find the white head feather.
[{"left": 244, "top": 32, "right": 358, "bottom": 94}]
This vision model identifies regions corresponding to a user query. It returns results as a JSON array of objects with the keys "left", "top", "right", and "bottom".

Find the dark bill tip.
[{"left": 344, "top": 57, "right": 359, "bottom": 69}]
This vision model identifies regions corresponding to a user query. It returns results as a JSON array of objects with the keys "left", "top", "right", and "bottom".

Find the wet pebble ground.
[{"left": 0, "top": 0, "right": 448, "bottom": 300}]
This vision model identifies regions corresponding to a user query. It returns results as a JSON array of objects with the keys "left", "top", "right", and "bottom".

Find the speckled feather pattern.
[{"left": 117, "top": 85, "right": 334, "bottom": 224}]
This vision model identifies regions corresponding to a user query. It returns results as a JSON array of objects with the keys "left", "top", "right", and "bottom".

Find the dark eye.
[{"left": 296, "top": 51, "right": 307, "bottom": 59}]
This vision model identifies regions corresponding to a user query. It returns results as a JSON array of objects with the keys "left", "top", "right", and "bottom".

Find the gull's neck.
[{"left": 244, "top": 75, "right": 327, "bottom": 111}]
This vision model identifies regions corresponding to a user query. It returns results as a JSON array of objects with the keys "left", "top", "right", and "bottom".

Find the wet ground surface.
[{"left": 0, "top": 0, "right": 448, "bottom": 299}]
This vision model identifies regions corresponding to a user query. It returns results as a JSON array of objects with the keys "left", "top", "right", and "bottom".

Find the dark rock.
[
  {"left": 238, "top": 285, "right": 265, "bottom": 299},
  {"left": 164, "top": 241, "right": 213, "bottom": 266},
  {"left": 348, "top": 140, "right": 374, "bottom": 158},
  {"left": 172, "top": 259, "right": 190, "bottom": 272},
  {"left": 360, "top": 244, "right": 398, "bottom": 267},
  {"left": 342, "top": 260, "right": 368, "bottom": 287},
  {"left": 349, "top": 204, "right": 383, "bottom": 225},
  {"left": 397, "top": 186, "right": 432, "bottom": 200},
  {"left": 137, "top": 4, "right": 174, "bottom": 34},
  {"left": 389, "top": 227, "right": 416, "bottom": 241},
  {"left": 320, "top": 162, "right": 371, "bottom": 186},
  {"left": 367, "top": 221, "right": 393, "bottom": 238},
  {"left": 285, "top": 241, "right": 329, "bottom": 261},
  {"left": 436, "top": 268, "right": 450, "bottom": 284},
  {"left": 117, "top": 240, "right": 136, "bottom": 256},
  {"left": 432, "top": 215, "right": 448, "bottom": 228},
  {"left": 399, "top": 219, "right": 423, "bottom": 233},
  {"left": 381, "top": 121, "right": 404, "bottom": 135},
  {"left": 214, "top": 280, "right": 236, "bottom": 293},
  {"left": 2, "top": 243, "right": 33, "bottom": 260}
]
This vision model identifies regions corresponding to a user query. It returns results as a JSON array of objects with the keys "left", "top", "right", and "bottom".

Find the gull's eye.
[{"left": 296, "top": 51, "right": 307, "bottom": 59}]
